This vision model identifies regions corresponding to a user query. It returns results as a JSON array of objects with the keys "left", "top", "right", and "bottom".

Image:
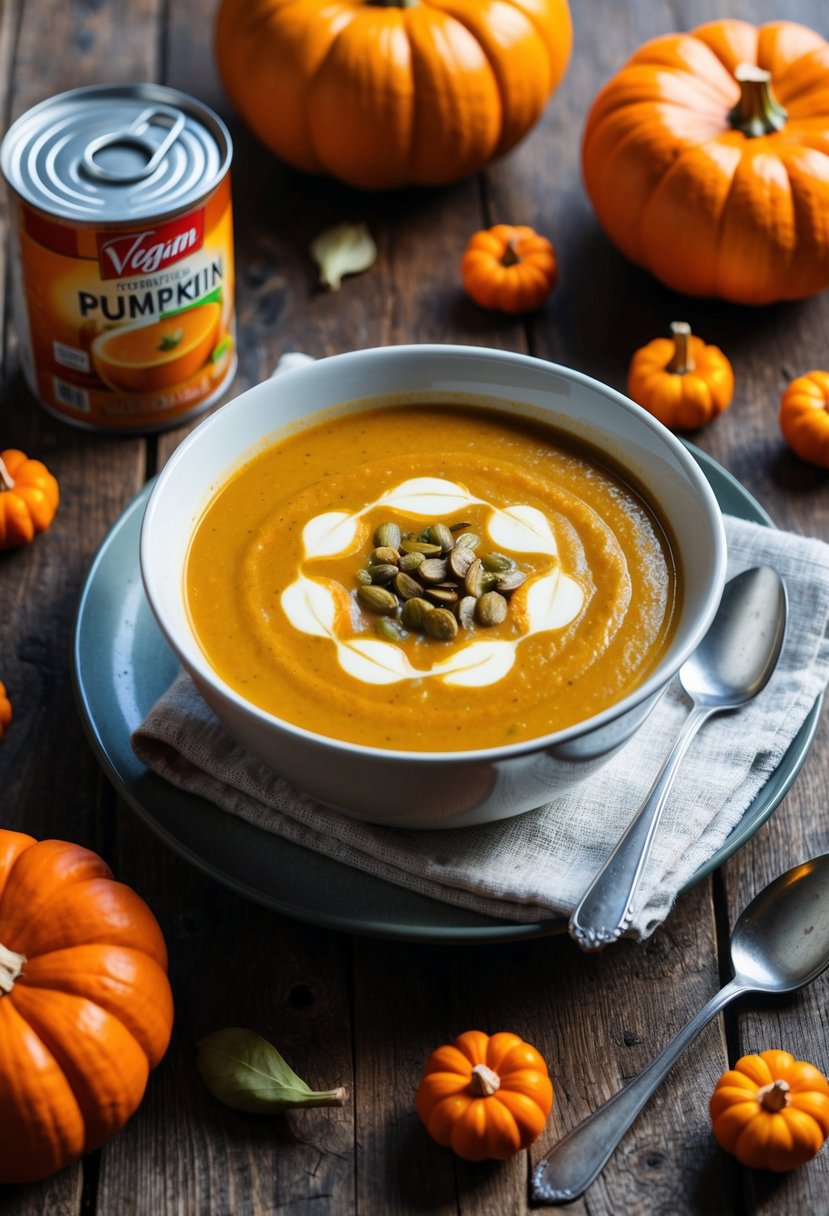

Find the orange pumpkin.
[
  {"left": 416, "top": 1029, "right": 553, "bottom": 1160},
  {"left": 215, "top": 0, "right": 572, "bottom": 190},
  {"left": 0, "top": 448, "right": 60, "bottom": 550},
  {"left": 779, "top": 371, "right": 829, "bottom": 468},
  {"left": 0, "top": 681, "right": 10, "bottom": 739},
  {"left": 461, "top": 224, "right": 558, "bottom": 314},
  {"left": 627, "top": 322, "right": 734, "bottom": 431},
  {"left": 582, "top": 20, "right": 829, "bottom": 304},
  {"left": 0, "top": 830, "right": 174, "bottom": 1183},
  {"left": 710, "top": 1050, "right": 829, "bottom": 1171}
]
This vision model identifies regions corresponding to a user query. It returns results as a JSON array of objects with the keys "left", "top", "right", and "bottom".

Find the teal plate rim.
[{"left": 71, "top": 443, "right": 823, "bottom": 943}]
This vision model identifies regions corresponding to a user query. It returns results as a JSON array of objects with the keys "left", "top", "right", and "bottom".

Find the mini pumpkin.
[
  {"left": 627, "top": 322, "right": 734, "bottom": 431},
  {"left": 0, "top": 681, "right": 10, "bottom": 739},
  {"left": 582, "top": 20, "right": 829, "bottom": 304},
  {"left": 461, "top": 224, "right": 558, "bottom": 315},
  {"left": 0, "top": 830, "right": 174, "bottom": 1183},
  {"left": 416, "top": 1029, "right": 553, "bottom": 1161},
  {"left": 710, "top": 1050, "right": 829, "bottom": 1171},
  {"left": 779, "top": 371, "right": 829, "bottom": 468},
  {"left": 0, "top": 448, "right": 59, "bottom": 549},
  {"left": 215, "top": 0, "right": 573, "bottom": 190}
]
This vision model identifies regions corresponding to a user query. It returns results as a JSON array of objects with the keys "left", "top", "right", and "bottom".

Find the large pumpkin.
[
  {"left": 0, "top": 830, "right": 174, "bottom": 1183},
  {"left": 215, "top": 0, "right": 572, "bottom": 190},
  {"left": 582, "top": 20, "right": 829, "bottom": 305}
]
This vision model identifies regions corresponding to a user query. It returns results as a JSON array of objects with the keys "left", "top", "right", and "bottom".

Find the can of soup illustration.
[{"left": 0, "top": 84, "right": 236, "bottom": 431}]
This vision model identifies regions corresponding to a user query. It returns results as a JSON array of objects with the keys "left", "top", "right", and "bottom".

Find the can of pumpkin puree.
[{"left": 0, "top": 83, "right": 236, "bottom": 431}]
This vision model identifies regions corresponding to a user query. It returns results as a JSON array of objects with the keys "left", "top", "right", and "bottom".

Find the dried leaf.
[
  {"left": 310, "top": 222, "right": 377, "bottom": 291},
  {"left": 196, "top": 1027, "right": 347, "bottom": 1113}
]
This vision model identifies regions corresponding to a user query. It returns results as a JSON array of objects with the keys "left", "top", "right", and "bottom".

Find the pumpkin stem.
[
  {"left": 666, "top": 322, "right": 695, "bottom": 375},
  {"left": 0, "top": 941, "right": 26, "bottom": 994},
  {"left": 501, "top": 240, "right": 520, "bottom": 269},
  {"left": 758, "top": 1079, "right": 791, "bottom": 1113},
  {"left": 0, "top": 455, "right": 15, "bottom": 493},
  {"left": 469, "top": 1063, "right": 501, "bottom": 1097},
  {"left": 728, "top": 64, "right": 788, "bottom": 138}
]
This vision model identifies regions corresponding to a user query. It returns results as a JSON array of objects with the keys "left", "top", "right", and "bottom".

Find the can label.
[{"left": 12, "top": 175, "right": 235, "bottom": 429}]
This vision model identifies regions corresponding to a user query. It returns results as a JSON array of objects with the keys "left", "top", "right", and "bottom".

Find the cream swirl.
[{"left": 280, "top": 477, "right": 585, "bottom": 688}]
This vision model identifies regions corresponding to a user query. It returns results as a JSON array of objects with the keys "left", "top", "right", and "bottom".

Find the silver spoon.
[
  {"left": 534, "top": 852, "right": 829, "bottom": 1204},
  {"left": 569, "top": 566, "right": 788, "bottom": 951}
]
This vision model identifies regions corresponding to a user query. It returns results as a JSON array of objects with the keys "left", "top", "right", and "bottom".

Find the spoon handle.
[
  {"left": 569, "top": 703, "right": 716, "bottom": 950},
  {"left": 531, "top": 978, "right": 745, "bottom": 1204}
]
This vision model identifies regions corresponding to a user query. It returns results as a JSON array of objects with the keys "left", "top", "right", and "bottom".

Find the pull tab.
[{"left": 81, "top": 106, "right": 185, "bottom": 184}]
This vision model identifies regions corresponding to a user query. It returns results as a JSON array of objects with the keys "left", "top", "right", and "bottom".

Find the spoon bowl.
[
  {"left": 731, "top": 854, "right": 829, "bottom": 992},
  {"left": 680, "top": 565, "right": 788, "bottom": 707}
]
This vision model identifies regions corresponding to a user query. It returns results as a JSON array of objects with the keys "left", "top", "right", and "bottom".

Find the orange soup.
[{"left": 186, "top": 404, "right": 680, "bottom": 751}]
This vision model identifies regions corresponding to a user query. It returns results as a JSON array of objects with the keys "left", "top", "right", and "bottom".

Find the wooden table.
[{"left": 2, "top": 1, "right": 828, "bottom": 1212}]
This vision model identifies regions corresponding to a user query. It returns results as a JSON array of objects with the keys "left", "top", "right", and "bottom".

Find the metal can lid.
[{"left": 1, "top": 83, "right": 232, "bottom": 223}]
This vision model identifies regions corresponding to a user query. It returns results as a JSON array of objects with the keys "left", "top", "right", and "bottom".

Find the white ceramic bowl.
[{"left": 140, "top": 344, "right": 727, "bottom": 829}]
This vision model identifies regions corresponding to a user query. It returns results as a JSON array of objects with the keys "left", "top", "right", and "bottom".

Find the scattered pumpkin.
[
  {"left": 779, "top": 371, "right": 829, "bottom": 469},
  {"left": 215, "top": 0, "right": 573, "bottom": 190},
  {"left": 416, "top": 1029, "right": 553, "bottom": 1161},
  {"left": 710, "top": 1050, "right": 829, "bottom": 1172},
  {"left": 0, "top": 448, "right": 60, "bottom": 550},
  {"left": 0, "top": 829, "right": 174, "bottom": 1183},
  {"left": 582, "top": 20, "right": 829, "bottom": 304},
  {"left": 627, "top": 322, "right": 734, "bottom": 431},
  {"left": 461, "top": 224, "right": 558, "bottom": 314},
  {"left": 0, "top": 681, "right": 10, "bottom": 739}
]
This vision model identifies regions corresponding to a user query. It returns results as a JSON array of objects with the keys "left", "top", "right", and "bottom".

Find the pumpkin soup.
[{"left": 185, "top": 404, "right": 679, "bottom": 751}]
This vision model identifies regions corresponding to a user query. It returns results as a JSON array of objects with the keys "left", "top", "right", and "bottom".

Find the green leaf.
[
  {"left": 158, "top": 327, "right": 185, "bottom": 352},
  {"left": 196, "top": 1027, "right": 347, "bottom": 1114}
]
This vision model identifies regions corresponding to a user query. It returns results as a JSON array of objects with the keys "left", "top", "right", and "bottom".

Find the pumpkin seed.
[
  {"left": 449, "top": 521, "right": 472, "bottom": 533},
  {"left": 481, "top": 552, "right": 514, "bottom": 574},
  {"left": 426, "top": 522, "right": 455, "bottom": 553},
  {"left": 449, "top": 546, "right": 475, "bottom": 579},
  {"left": 425, "top": 586, "right": 459, "bottom": 606},
  {"left": 374, "top": 522, "right": 401, "bottom": 549},
  {"left": 455, "top": 532, "right": 481, "bottom": 551},
  {"left": 358, "top": 585, "right": 398, "bottom": 614},
  {"left": 481, "top": 571, "right": 500, "bottom": 592},
  {"left": 456, "top": 596, "right": 477, "bottom": 629},
  {"left": 369, "top": 563, "right": 398, "bottom": 585},
  {"left": 419, "top": 557, "right": 449, "bottom": 584},
  {"left": 423, "top": 607, "right": 458, "bottom": 641},
  {"left": 376, "top": 617, "right": 407, "bottom": 642},
  {"left": 370, "top": 546, "right": 400, "bottom": 566},
  {"left": 464, "top": 558, "right": 484, "bottom": 598},
  {"left": 400, "top": 539, "right": 442, "bottom": 556},
  {"left": 399, "top": 551, "right": 425, "bottom": 572},
  {"left": 401, "top": 597, "right": 432, "bottom": 630},
  {"left": 355, "top": 569, "right": 373, "bottom": 585},
  {"left": 394, "top": 571, "right": 424, "bottom": 600},
  {"left": 497, "top": 569, "right": 528, "bottom": 593},
  {"left": 477, "top": 591, "right": 508, "bottom": 626}
]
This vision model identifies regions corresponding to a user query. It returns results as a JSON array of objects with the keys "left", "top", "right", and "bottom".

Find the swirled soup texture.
[{"left": 186, "top": 404, "right": 680, "bottom": 751}]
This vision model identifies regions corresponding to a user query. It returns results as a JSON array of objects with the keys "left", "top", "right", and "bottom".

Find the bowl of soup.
[{"left": 140, "top": 344, "right": 726, "bottom": 828}]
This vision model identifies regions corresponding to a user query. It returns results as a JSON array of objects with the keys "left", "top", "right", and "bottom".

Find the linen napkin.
[{"left": 132, "top": 512, "right": 829, "bottom": 938}]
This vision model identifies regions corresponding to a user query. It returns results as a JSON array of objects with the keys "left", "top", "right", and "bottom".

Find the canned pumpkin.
[{"left": 1, "top": 84, "right": 236, "bottom": 432}]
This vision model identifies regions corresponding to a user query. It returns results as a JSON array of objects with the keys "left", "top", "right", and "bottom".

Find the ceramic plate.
[{"left": 72, "top": 445, "right": 822, "bottom": 942}]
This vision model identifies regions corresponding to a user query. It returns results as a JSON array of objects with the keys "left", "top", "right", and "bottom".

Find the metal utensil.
[
  {"left": 569, "top": 566, "right": 788, "bottom": 952},
  {"left": 534, "top": 852, "right": 829, "bottom": 1204}
]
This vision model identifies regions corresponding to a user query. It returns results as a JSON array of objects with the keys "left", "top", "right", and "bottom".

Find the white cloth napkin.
[{"left": 132, "top": 512, "right": 829, "bottom": 939}]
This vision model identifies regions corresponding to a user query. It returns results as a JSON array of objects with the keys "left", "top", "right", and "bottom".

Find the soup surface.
[{"left": 186, "top": 403, "right": 679, "bottom": 751}]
